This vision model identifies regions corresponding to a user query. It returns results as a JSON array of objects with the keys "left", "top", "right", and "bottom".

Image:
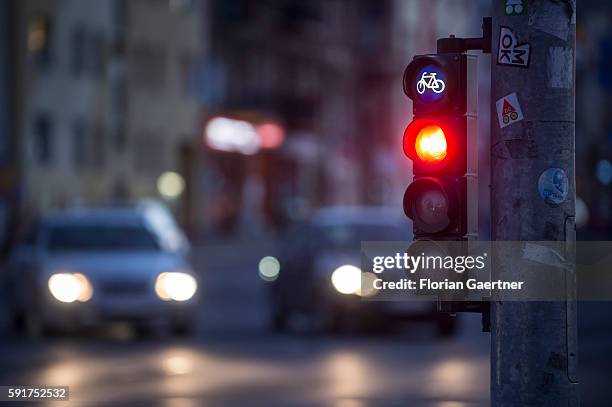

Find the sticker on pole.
[
  {"left": 504, "top": 0, "right": 527, "bottom": 16},
  {"left": 497, "top": 26, "right": 531, "bottom": 67},
  {"left": 538, "top": 168, "right": 569, "bottom": 205},
  {"left": 496, "top": 93, "right": 524, "bottom": 128}
]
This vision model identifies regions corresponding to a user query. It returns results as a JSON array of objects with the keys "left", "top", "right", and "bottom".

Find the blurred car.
[
  {"left": 267, "top": 206, "right": 457, "bottom": 336},
  {"left": 7, "top": 202, "right": 198, "bottom": 336}
]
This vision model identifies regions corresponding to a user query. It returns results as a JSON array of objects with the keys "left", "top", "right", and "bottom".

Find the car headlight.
[
  {"left": 155, "top": 272, "right": 197, "bottom": 301},
  {"left": 48, "top": 273, "right": 93, "bottom": 303},
  {"left": 330, "top": 265, "right": 379, "bottom": 297},
  {"left": 331, "top": 265, "right": 362, "bottom": 295}
]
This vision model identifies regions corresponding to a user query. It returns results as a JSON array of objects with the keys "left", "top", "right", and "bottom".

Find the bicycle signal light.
[
  {"left": 401, "top": 52, "right": 477, "bottom": 238},
  {"left": 415, "top": 64, "right": 447, "bottom": 104}
]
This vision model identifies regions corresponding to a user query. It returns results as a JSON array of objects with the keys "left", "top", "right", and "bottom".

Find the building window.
[
  {"left": 133, "top": 131, "right": 164, "bottom": 173},
  {"left": 28, "top": 14, "right": 53, "bottom": 70},
  {"left": 111, "top": 77, "right": 128, "bottom": 151},
  {"left": 70, "top": 26, "right": 85, "bottom": 75},
  {"left": 91, "top": 123, "right": 106, "bottom": 168},
  {"left": 72, "top": 119, "right": 86, "bottom": 167},
  {"left": 71, "top": 27, "right": 105, "bottom": 77},
  {"left": 130, "top": 43, "right": 167, "bottom": 89},
  {"left": 86, "top": 32, "right": 105, "bottom": 77},
  {"left": 179, "top": 52, "right": 194, "bottom": 97},
  {"left": 33, "top": 114, "right": 53, "bottom": 165}
]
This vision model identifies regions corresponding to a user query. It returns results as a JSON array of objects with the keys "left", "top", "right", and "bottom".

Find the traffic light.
[{"left": 402, "top": 52, "right": 478, "bottom": 240}]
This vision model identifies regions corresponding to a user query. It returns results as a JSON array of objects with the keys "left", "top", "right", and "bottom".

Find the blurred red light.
[{"left": 256, "top": 123, "right": 285, "bottom": 149}]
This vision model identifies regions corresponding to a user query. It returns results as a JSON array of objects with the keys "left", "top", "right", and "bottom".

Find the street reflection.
[
  {"left": 428, "top": 358, "right": 487, "bottom": 401},
  {"left": 332, "top": 399, "right": 368, "bottom": 407},
  {"left": 4, "top": 331, "right": 490, "bottom": 406},
  {"left": 324, "top": 351, "right": 370, "bottom": 399},
  {"left": 162, "top": 353, "right": 194, "bottom": 376},
  {"left": 163, "top": 397, "right": 201, "bottom": 407},
  {"left": 38, "top": 360, "right": 84, "bottom": 388},
  {"left": 433, "top": 402, "right": 470, "bottom": 407}
]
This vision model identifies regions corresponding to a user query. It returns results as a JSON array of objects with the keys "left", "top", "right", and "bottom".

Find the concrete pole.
[{"left": 490, "top": 0, "right": 578, "bottom": 405}]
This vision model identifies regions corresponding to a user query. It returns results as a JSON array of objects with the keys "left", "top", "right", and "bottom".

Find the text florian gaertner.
[{"left": 370, "top": 252, "right": 525, "bottom": 292}]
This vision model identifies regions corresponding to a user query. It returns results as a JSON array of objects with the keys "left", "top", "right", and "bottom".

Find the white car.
[{"left": 7, "top": 203, "right": 199, "bottom": 336}]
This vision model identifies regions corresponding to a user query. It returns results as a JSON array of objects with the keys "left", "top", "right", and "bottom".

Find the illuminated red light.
[{"left": 415, "top": 125, "right": 447, "bottom": 163}]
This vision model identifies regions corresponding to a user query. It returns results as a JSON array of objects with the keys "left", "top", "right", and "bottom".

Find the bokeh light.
[
  {"left": 258, "top": 256, "right": 280, "bottom": 281},
  {"left": 157, "top": 172, "right": 185, "bottom": 199},
  {"left": 331, "top": 265, "right": 361, "bottom": 295},
  {"left": 256, "top": 123, "right": 285, "bottom": 149}
]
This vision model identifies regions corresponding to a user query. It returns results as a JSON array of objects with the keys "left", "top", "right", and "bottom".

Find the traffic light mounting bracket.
[
  {"left": 433, "top": 17, "right": 491, "bottom": 331},
  {"left": 436, "top": 17, "right": 492, "bottom": 54}
]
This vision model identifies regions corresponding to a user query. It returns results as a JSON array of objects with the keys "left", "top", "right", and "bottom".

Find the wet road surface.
[{"left": 0, "top": 241, "right": 491, "bottom": 406}]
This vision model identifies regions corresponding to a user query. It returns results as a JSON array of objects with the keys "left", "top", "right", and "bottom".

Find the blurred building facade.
[
  {"left": 198, "top": 0, "right": 481, "bottom": 236},
  {"left": 1, "top": 0, "right": 492, "bottom": 242},
  {"left": 201, "top": 0, "right": 401, "bottom": 235},
  {"left": 0, "top": 0, "right": 18, "bottom": 253},
  {"left": 10, "top": 0, "right": 203, "bottom": 227}
]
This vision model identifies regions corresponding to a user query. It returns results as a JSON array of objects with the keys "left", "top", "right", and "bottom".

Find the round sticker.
[
  {"left": 538, "top": 168, "right": 569, "bottom": 205},
  {"left": 415, "top": 64, "right": 447, "bottom": 103}
]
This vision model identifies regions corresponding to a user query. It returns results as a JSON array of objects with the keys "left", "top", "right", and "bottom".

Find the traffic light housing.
[
  {"left": 402, "top": 53, "right": 477, "bottom": 239},
  {"left": 400, "top": 21, "right": 491, "bottom": 330}
]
